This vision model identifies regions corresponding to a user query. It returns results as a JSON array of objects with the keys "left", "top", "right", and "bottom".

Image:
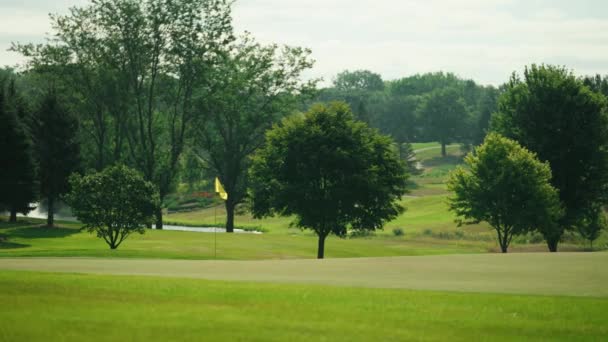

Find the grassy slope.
[{"left": 0, "top": 271, "right": 607, "bottom": 341}]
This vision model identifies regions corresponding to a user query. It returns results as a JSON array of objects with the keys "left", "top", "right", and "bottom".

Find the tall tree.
[
  {"left": 448, "top": 133, "right": 562, "bottom": 253},
  {"left": 250, "top": 102, "right": 409, "bottom": 258},
  {"left": 0, "top": 78, "right": 38, "bottom": 222},
  {"left": 492, "top": 64, "right": 608, "bottom": 251},
  {"left": 418, "top": 87, "right": 468, "bottom": 156},
  {"left": 35, "top": 91, "right": 80, "bottom": 227},
  {"left": 194, "top": 34, "right": 315, "bottom": 233},
  {"left": 14, "top": 0, "right": 234, "bottom": 229}
]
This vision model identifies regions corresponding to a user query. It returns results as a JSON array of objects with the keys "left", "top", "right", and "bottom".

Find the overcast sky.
[{"left": 1, "top": 0, "right": 607, "bottom": 86}]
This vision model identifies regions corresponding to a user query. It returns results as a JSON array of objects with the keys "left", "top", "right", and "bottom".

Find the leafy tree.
[
  {"left": 194, "top": 34, "right": 315, "bottom": 233},
  {"left": 66, "top": 165, "right": 159, "bottom": 249},
  {"left": 0, "top": 78, "right": 38, "bottom": 222},
  {"left": 583, "top": 74, "right": 608, "bottom": 97},
  {"left": 447, "top": 133, "right": 562, "bottom": 253},
  {"left": 472, "top": 86, "right": 500, "bottom": 145},
  {"left": 375, "top": 95, "right": 421, "bottom": 143},
  {"left": 492, "top": 64, "right": 608, "bottom": 251},
  {"left": 249, "top": 102, "right": 409, "bottom": 258},
  {"left": 333, "top": 70, "right": 384, "bottom": 92},
  {"left": 35, "top": 91, "right": 80, "bottom": 227},
  {"left": 417, "top": 87, "right": 469, "bottom": 156},
  {"left": 14, "top": 0, "right": 234, "bottom": 228},
  {"left": 576, "top": 205, "right": 606, "bottom": 249}
]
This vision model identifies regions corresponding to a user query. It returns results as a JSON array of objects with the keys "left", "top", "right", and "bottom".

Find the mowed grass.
[
  {"left": 0, "top": 219, "right": 485, "bottom": 260},
  {"left": 1, "top": 252, "right": 607, "bottom": 296},
  {"left": 0, "top": 270, "right": 607, "bottom": 341}
]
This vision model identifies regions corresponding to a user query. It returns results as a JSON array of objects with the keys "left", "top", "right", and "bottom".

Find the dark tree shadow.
[
  {"left": 0, "top": 241, "right": 30, "bottom": 249},
  {"left": 7, "top": 226, "right": 81, "bottom": 239}
]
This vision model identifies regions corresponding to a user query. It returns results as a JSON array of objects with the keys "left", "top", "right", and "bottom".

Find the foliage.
[
  {"left": 392, "top": 228, "right": 405, "bottom": 236},
  {"left": 0, "top": 77, "right": 38, "bottom": 221},
  {"left": 447, "top": 133, "right": 563, "bottom": 253},
  {"left": 576, "top": 205, "right": 607, "bottom": 249},
  {"left": 14, "top": 0, "right": 235, "bottom": 228},
  {"left": 333, "top": 70, "right": 385, "bottom": 92},
  {"left": 193, "top": 33, "right": 315, "bottom": 232},
  {"left": 492, "top": 64, "right": 608, "bottom": 251},
  {"left": 417, "top": 87, "right": 469, "bottom": 157},
  {"left": 35, "top": 90, "right": 80, "bottom": 227},
  {"left": 249, "top": 102, "right": 409, "bottom": 258},
  {"left": 65, "top": 165, "right": 159, "bottom": 249}
]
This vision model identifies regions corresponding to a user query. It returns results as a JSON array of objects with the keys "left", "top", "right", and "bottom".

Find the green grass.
[
  {"left": 1, "top": 252, "right": 607, "bottom": 296},
  {"left": 0, "top": 219, "right": 485, "bottom": 260},
  {"left": 0, "top": 270, "right": 607, "bottom": 341}
]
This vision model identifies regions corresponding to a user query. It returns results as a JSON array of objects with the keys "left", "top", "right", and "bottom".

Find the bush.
[
  {"left": 392, "top": 228, "right": 405, "bottom": 236},
  {"left": 65, "top": 165, "right": 160, "bottom": 249}
]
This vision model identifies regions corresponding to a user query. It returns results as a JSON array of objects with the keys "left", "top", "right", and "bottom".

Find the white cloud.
[{"left": 2, "top": 0, "right": 607, "bottom": 85}]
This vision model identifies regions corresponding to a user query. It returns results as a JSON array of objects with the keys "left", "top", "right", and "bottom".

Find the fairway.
[
  {"left": 1, "top": 252, "right": 607, "bottom": 297},
  {"left": 1, "top": 271, "right": 607, "bottom": 342}
]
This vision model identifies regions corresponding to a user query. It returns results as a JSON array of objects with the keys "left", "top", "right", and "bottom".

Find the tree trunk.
[
  {"left": 155, "top": 207, "right": 163, "bottom": 230},
  {"left": 547, "top": 238, "right": 559, "bottom": 252},
  {"left": 441, "top": 141, "right": 447, "bottom": 157},
  {"left": 9, "top": 207, "right": 17, "bottom": 223},
  {"left": 47, "top": 195, "right": 55, "bottom": 228},
  {"left": 317, "top": 234, "right": 327, "bottom": 259},
  {"left": 225, "top": 200, "right": 235, "bottom": 233}
]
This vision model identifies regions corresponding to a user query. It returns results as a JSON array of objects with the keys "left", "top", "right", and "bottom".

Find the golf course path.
[{"left": 1, "top": 252, "right": 607, "bottom": 297}]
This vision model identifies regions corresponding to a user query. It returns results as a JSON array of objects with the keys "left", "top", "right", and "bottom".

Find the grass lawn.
[
  {"left": 0, "top": 219, "right": 486, "bottom": 259},
  {"left": 0, "top": 270, "right": 607, "bottom": 341},
  {"left": 1, "top": 252, "right": 607, "bottom": 296}
]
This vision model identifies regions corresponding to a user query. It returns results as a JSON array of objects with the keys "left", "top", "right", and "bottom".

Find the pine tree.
[
  {"left": 35, "top": 91, "right": 80, "bottom": 227},
  {"left": 0, "top": 80, "right": 38, "bottom": 222}
]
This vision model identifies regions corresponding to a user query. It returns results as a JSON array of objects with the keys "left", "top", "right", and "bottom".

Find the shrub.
[
  {"left": 65, "top": 165, "right": 159, "bottom": 249},
  {"left": 392, "top": 228, "right": 405, "bottom": 236}
]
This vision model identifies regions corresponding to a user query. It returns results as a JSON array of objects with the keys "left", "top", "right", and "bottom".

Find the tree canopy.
[
  {"left": 193, "top": 33, "right": 315, "bottom": 232},
  {"left": 249, "top": 102, "right": 409, "bottom": 258},
  {"left": 66, "top": 165, "right": 159, "bottom": 249},
  {"left": 35, "top": 90, "right": 80, "bottom": 227},
  {"left": 492, "top": 64, "right": 608, "bottom": 251},
  {"left": 448, "top": 133, "right": 563, "bottom": 253},
  {"left": 417, "top": 87, "right": 469, "bottom": 156},
  {"left": 0, "top": 77, "right": 38, "bottom": 222}
]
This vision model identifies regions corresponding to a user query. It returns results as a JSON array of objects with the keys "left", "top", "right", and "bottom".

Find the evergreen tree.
[
  {"left": 35, "top": 91, "right": 80, "bottom": 227},
  {"left": 0, "top": 79, "right": 38, "bottom": 222}
]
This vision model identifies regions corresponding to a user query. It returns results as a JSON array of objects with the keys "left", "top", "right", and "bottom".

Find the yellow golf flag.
[{"left": 215, "top": 177, "right": 228, "bottom": 200}]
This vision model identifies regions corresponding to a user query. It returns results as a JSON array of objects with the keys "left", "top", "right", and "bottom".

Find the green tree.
[
  {"left": 194, "top": 34, "right": 315, "bottom": 233},
  {"left": 35, "top": 91, "right": 80, "bottom": 227},
  {"left": 249, "top": 102, "right": 409, "bottom": 259},
  {"left": 418, "top": 87, "right": 469, "bottom": 156},
  {"left": 576, "top": 205, "right": 606, "bottom": 249},
  {"left": 0, "top": 78, "right": 38, "bottom": 222},
  {"left": 14, "top": 0, "right": 234, "bottom": 229},
  {"left": 66, "top": 165, "right": 159, "bottom": 249},
  {"left": 333, "top": 70, "right": 384, "bottom": 92},
  {"left": 447, "top": 133, "right": 562, "bottom": 253},
  {"left": 492, "top": 64, "right": 608, "bottom": 251},
  {"left": 583, "top": 74, "right": 608, "bottom": 98}
]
